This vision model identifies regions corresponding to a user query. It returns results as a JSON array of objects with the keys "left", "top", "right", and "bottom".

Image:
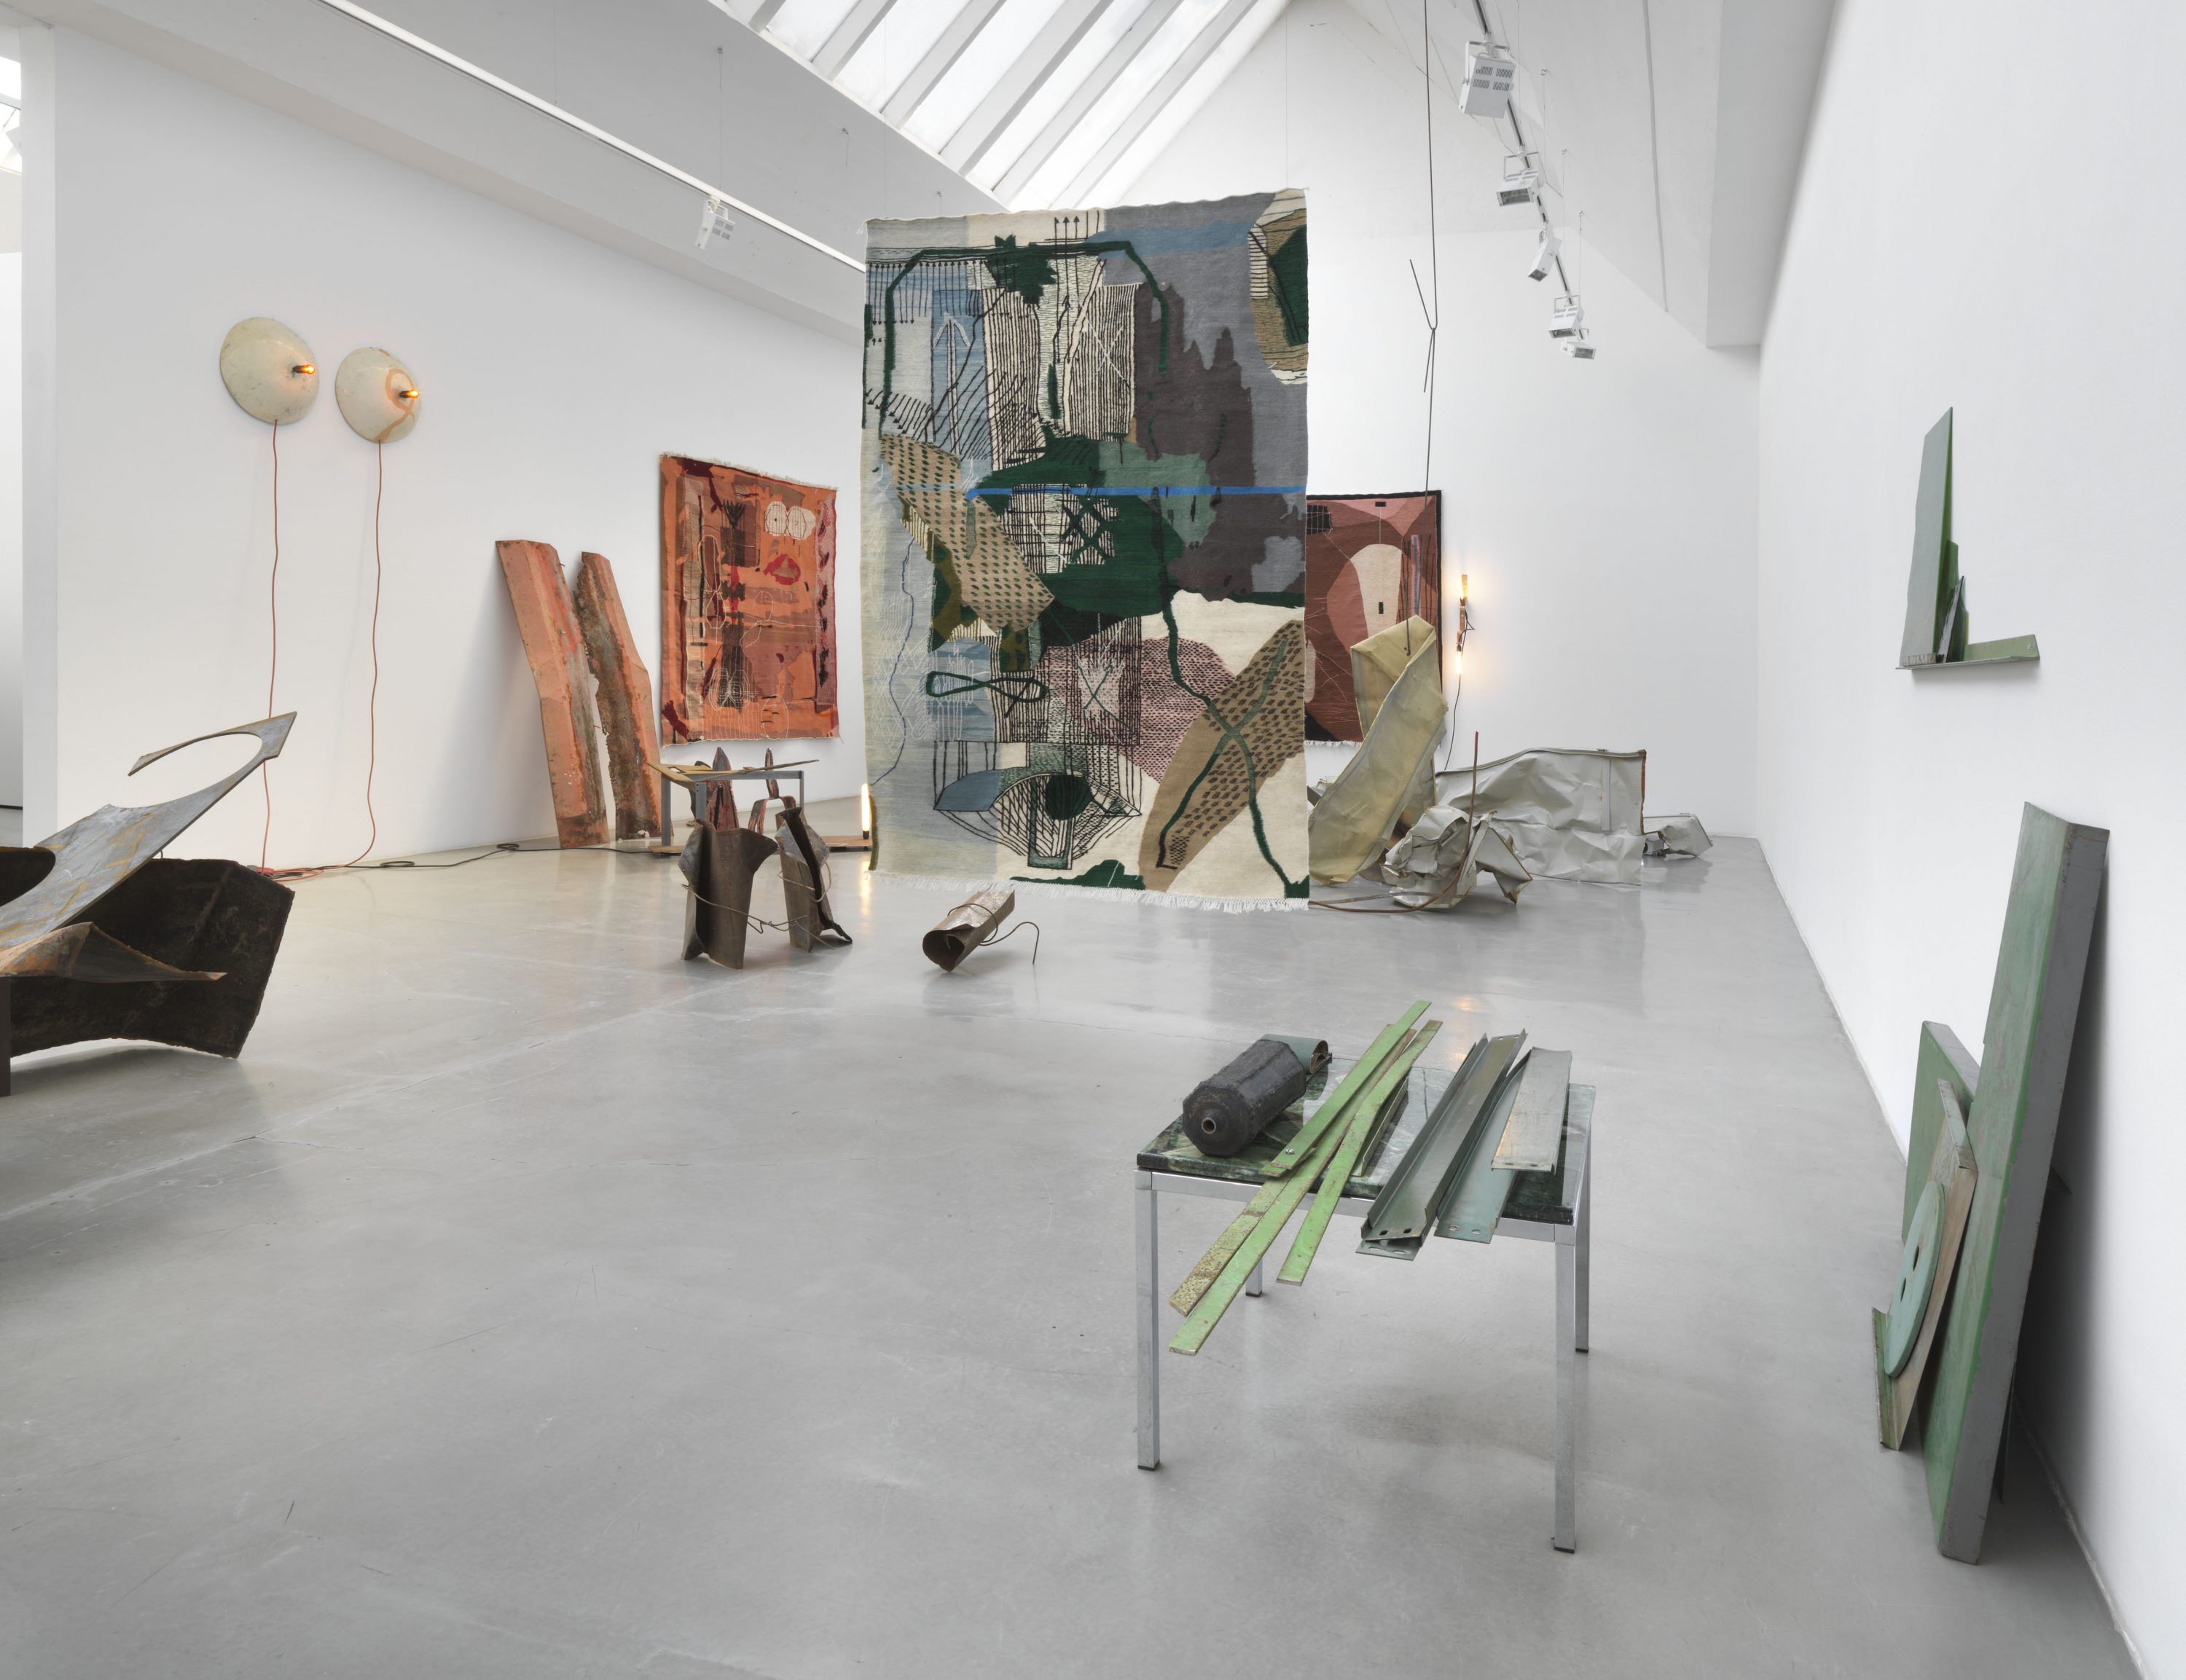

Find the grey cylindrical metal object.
[{"left": 1183, "top": 1036, "right": 1325, "bottom": 1157}]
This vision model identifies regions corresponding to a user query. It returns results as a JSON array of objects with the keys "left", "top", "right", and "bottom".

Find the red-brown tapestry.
[
  {"left": 1304, "top": 492, "right": 1441, "bottom": 741},
  {"left": 659, "top": 455, "right": 839, "bottom": 742}
]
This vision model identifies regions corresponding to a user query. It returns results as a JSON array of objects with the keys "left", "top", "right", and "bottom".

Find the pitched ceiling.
[{"left": 723, "top": 0, "right": 1289, "bottom": 210}]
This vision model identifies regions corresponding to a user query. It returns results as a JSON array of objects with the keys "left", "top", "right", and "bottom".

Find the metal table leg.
[
  {"left": 1555, "top": 1223, "right": 1578, "bottom": 1552},
  {"left": 1245, "top": 1257, "right": 1263, "bottom": 1297},
  {"left": 1575, "top": 1158, "right": 1591, "bottom": 1354},
  {"left": 1136, "top": 1171, "right": 1161, "bottom": 1469}
]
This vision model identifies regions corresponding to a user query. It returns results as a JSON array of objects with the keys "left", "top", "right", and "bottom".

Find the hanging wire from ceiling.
[{"left": 1412, "top": 0, "right": 1443, "bottom": 491}]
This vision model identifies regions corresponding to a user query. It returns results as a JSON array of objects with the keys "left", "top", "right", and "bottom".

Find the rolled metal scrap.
[
  {"left": 922, "top": 886, "right": 1014, "bottom": 973},
  {"left": 1183, "top": 1035, "right": 1331, "bottom": 1158}
]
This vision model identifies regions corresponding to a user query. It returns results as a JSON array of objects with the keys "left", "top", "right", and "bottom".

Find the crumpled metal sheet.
[
  {"left": 1431, "top": 747, "right": 1646, "bottom": 885},
  {"left": 1379, "top": 804, "right": 1534, "bottom": 908},
  {"left": 1647, "top": 813, "right": 1713, "bottom": 857}
]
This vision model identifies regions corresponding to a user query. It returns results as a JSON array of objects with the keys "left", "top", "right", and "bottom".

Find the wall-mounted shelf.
[{"left": 1902, "top": 633, "right": 2040, "bottom": 670}]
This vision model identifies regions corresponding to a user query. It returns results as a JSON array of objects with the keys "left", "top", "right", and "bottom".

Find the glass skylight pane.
[
  {"left": 1025, "top": 0, "right": 1223, "bottom": 204},
  {"left": 904, "top": 0, "right": 1065, "bottom": 150},
  {"left": 971, "top": 0, "right": 1155, "bottom": 191},
  {"left": 837, "top": 0, "right": 965, "bottom": 111},
  {"left": 767, "top": 0, "right": 861, "bottom": 60}
]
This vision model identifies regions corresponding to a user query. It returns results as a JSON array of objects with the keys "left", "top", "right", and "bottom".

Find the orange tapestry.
[{"left": 659, "top": 455, "right": 839, "bottom": 742}]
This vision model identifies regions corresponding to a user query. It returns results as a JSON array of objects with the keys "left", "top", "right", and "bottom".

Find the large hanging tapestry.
[
  {"left": 861, "top": 192, "right": 1310, "bottom": 899},
  {"left": 659, "top": 455, "right": 839, "bottom": 742},
  {"left": 1304, "top": 492, "right": 1441, "bottom": 742}
]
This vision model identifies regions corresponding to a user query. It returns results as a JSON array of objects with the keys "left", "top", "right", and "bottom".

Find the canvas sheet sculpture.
[
  {"left": 861, "top": 192, "right": 1311, "bottom": 900},
  {"left": 660, "top": 455, "right": 840, "bottom": 744},
  {"left": 1304, "top": 493, "right": 1441, "bottom": 741}
]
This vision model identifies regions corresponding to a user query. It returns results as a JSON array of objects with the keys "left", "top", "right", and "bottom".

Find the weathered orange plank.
[
  {"left": 573, "top": 552, "right": 665, "bottom": 841},
  {"left": 496, "top": 540, "right": 608, "bottom": 849}
]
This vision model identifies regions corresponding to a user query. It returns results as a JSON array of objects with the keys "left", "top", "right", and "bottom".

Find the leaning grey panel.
[{"left": 1494, "top": 1048, "right": 1571, "bottom": 1171}]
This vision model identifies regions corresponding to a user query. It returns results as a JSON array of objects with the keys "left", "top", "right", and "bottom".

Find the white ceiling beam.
[
  {"left": 1059, "top": 0, "right": 1257, "bottom": 206},
  {"left": 813, "top": 0, "right": 901, "bottom": 79},
  {"left": 941, "top": 0, "right": 1116, "bottom": 174},
  {"left": 740, "top": 0, "right": 791, "bottom": 29},
  {"left": 881, "top": 0, "right": 1006, "bottom": 126},
  {"left": 990, "top": 0, "right": 1186, "bottom": 202}
]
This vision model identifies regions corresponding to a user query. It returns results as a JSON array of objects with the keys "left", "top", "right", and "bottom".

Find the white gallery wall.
[
  {"left": 19, "top": 25, "right": 916, "bottom": 867},
  {"left": 1760, "top": 0, "right": 2185, "bottom": 1668},
  {"left": 1123, "top": 0, "right": 1760, "bottom": 833},
  {"left": 0, "top": 248, "right": 20, "bottom": 808}
]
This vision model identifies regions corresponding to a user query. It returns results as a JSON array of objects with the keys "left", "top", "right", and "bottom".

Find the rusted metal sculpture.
[
  {"left": 0, "top": 715, "right": 297, "bottom": 1094},
  {"left": 497, "top": 539, "right": 608, "bottom": 849},
  {"left": 572, "top": 551, "right": 664, "bottom": 842},
  {"left": 672, "top": 751, "right": 850, "bottom": 969}
]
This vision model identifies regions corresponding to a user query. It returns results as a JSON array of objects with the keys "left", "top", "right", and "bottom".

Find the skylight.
[{"left": 727, "top": 0, "right": 1285, "bottom": 210}]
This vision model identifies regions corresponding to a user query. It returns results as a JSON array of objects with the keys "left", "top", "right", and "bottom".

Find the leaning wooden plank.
[
  {"left": 1170, "top": 1022, "right": 1436, "bottom": 1315},
  {"left": 1264, "top": 1002, "right": 1428, "bottom": 1176},
  {"left": 572, "top": 552, "right": 665, "bottom": 842},
  {"left": 496, "top": 541, "right": 608, "bottom": 849},
  {"left": 1923, "top": 804, "right": 2107, "bottom": 1561},
  {"left": 1493, "top": 1048, "right": 1571, "bottom": 1171},
  {"left": 1277, "top": 1061, "right": 1410, "bottom": 1285},
  {"left": 1170, "top": 1119, "right": 1348, "bottom": 1357},
  {"left": 1879, "top": 1081, "right": 1978, "bottom": 1450}
]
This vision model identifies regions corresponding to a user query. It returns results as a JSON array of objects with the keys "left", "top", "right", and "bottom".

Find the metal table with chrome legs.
[{"left": 1132, "top": 1064, "right": 1594, "bottom": 1551}]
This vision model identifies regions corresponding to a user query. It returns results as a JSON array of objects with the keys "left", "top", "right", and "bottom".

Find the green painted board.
[
  {"left": 1921, "top": 804, "right": 2107, "bottom": 1561},
  {"left": 1904, "top": 1023, "right": 1979, "bottom": 1236},
  {"left": 1169, "top": 1118, "right": 1345, "bottom": 1356},
  {"left": 1264, "top": 1002, "right": 1427, "bottom": 1175},
  {"left": 1899, "top": 410, "right": 1955, "bottom": 668},
  {"left": 1961, "top": 634, "right": 2040, "bottom": 664}
]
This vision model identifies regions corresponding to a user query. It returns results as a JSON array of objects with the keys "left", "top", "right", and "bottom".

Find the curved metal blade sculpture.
[{"left": 0, "top": 715, "right": 298, "bottom": 1094}]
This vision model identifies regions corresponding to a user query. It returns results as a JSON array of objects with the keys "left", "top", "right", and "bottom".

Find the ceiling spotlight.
[
  {"left": 1562, "top": 333, "right": 1597, "bottom": 361},
  {"left": 696, "top": 194, "right": 737, "bottom": 251},
  {"left": 1549, "top": 294, "right": 1585, "bottom": 338},
  {"left": 1460, "top": 42, "right": 1517, "bottom": 119},
  {"left": 1498, "top": 152, "right": 1542, "bottom": 206},
  {"left": 1529, "top": 227, "right": 1560, "bottom": 281}
]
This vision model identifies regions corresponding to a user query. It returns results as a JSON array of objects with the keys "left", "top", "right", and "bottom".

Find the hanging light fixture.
[
  {"left": 1529, "top": 227, "right": 1561, "bottom": 281},
  {"left": 1497, "top": 152, "right": 1542, "bottom": 206},
  {"left": 1460, "top": 42, "right": 1518, "bottom": 118},
  {"left": 1549, "top": 294, "right": 1586, "bottom": 339}
]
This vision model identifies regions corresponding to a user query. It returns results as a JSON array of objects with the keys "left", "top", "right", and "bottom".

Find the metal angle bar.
[
  {"left": 1059, "top": 0, "right": 1258, "bottom": 207},
  {"left": 302, "top": 0, "right": 862, "bottom": 271},
  {"left": 991, "top": 0, "right": 1188, "bottom": 202},
  {"left": 883, "top": 0, "right": 1009, "bottom": 126},
  {"left": 815, "top": 0, "right": 904, "bottom": 79},
  {"left": 943, "top": 0, "right": 1116, "bottom": 173},
  {"left": 1494, "top": 1048, "right": 1570, "bottom": 1171},
  {"left": 1360, "top": 1033, "right": 1524, "bottom": 1244},
  {"left": 1435, "top": 1054, "right": 1529, "bottom": 1241}
]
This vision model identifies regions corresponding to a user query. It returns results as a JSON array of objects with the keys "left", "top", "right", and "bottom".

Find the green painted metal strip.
[
  {"left": 1435, "top": 1053, "right": 1531, "bottom": 1241},
  {"left": 1959, "top": 634, "right": 2040, "bottom": 664},
  {"left": 1171, "top": 1021, "right": 1435, "bottom": 1314},
  {"left": 1262, "top": 1001, "right": 1428, "bottom": 1177},
  {"left": 1170, "top": 1118, "right": 1348, "bottom": 1357},
  {"left": 1276, "top": 1022, "right": 1445, "bottom": 1284}
]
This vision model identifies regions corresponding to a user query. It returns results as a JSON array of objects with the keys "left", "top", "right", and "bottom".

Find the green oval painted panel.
[{"left": 1885, "top": 1180, "right": 1944, "bottom": 1376}]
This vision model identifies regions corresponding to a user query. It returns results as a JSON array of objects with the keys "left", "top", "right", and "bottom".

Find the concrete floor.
[{"left": 0, "top": 829, "right": 2137, "bottom": 1679}]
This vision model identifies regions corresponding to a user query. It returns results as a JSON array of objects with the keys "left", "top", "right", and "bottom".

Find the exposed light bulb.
[
  {"left": 397, "top": 388, "right": 420, "bottom": 400},
  {"left": 293, "top": 363, "right": 316, "bottom": 375}
]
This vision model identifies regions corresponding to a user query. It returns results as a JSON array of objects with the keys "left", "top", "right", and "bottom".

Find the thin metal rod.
[
  {"left": 1136, "top": 1172, "right": 1162, "bottom": 1469},
  {"left": 306, "top": 0, "right": 863, "bottom": 272}
]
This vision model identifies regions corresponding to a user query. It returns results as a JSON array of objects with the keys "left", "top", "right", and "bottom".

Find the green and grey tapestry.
[{"left": 861, "top": 192, "right": 1309, "bottom": 900}]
